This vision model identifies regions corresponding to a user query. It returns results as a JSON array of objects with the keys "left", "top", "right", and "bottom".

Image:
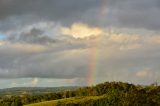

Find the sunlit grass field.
[{"left": 24, "top": 96, "right": 105, "bottom": 106}]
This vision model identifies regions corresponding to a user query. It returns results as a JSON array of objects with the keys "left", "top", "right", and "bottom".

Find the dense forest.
[{"left": 0, "top": 81, "right": 160, "bottom": 106}]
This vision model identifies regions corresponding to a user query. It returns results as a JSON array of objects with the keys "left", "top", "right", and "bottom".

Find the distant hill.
[
  {"left": 0, "top": 82, "right": 160, "bottom": 106},
  {"left": 0, "top": 86, "right": 79, "bottom": 98}
]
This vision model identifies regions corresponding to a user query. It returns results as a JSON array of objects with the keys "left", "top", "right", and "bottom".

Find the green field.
[{"left": 24, "top": 96, "right": 105, "bottom": 106}]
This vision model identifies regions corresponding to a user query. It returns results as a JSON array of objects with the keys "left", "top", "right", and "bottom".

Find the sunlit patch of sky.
[{"left": 0, "top": 33, "right": 7, "bottom": 40}]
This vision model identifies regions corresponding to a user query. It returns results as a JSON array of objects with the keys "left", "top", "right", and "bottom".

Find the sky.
[{"left": 0, "top": 0, "right": 160, "bottom": 88}]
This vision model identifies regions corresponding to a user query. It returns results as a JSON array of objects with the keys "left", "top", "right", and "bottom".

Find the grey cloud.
[
  {"left": 0, "top": 0, "right": 102, "bottom": 34},
  {"left": 80, "top": 0, "right": 160, "bottom": 30},
  {"left": 0, "top": 38, "right": 89, "bottom": 79},
  {"left": 8, "top": 28, "right": 57, "bottom": 44},
  {"left": 0, "top": 44, "right": 160, "bottom": 85},
  {"left": 109, "top": 0, "right": 160, "bottom": 30},
  {"left": 0, "top": 0, "right": 160, "bottom": 86},
  {"left": 0, "top": 46, "right": 89, "bottom": 79},
  {"left": 0, "top": 34, "right": 160, "bottom": 86},
  {"left": 0, "top": 0, "right": 160, "bottom": 32},
  {"left": 0, "top": 0, "right": 101, "bottom": 21}
]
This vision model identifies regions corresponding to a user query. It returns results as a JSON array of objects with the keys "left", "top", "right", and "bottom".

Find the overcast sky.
[{"left": 0, "top": 0, "right": 160, "bottom": 88}]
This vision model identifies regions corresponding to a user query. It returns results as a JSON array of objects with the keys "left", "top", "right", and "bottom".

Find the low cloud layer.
[{"left": 0, "top": 24, "right": 160, "bottom": 86}]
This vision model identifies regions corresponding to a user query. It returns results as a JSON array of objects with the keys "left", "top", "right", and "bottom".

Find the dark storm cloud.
[
  {"left": 0, "top": 0, "right": 101, "bottom": 35},
  {"left": 0, "top": 0, "right": 101, "bottom": 22},
  {"left": 107, "top": 0, "right": 160, "bottom": 30},
  {"left": 0, "top": 0, "right": 160, "bottom": 31}
]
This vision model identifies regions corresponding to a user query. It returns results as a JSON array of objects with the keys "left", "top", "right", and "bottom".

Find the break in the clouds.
[{"left": 0, "top": 0, "right": 160, "bottom": 88}]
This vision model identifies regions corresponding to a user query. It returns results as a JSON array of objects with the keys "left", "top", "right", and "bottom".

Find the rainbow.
[
  {"left": 86, "top": 0, "right": 108, "bottom": 86},
  {"left": 87, "top": 39, "right": 101, "bottom": 86}
]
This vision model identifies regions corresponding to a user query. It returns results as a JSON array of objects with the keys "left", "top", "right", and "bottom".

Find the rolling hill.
[{"left": 0, "top": 82, "right": 159, "bottom": 106}]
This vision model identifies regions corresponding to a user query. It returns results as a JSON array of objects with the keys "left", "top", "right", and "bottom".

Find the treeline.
[{"left": 0, "top": 82, "right": 160, "bottom": 106}]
